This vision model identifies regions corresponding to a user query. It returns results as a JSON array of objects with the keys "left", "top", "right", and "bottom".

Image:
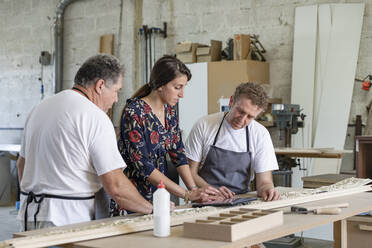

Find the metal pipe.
[{"left": 54, "top": 0, "right": 78, "bottom": 93}]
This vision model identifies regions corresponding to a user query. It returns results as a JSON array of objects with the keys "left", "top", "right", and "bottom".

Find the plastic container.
[{"left": 153, "top": 180, "right": 170, "bottom": 237}]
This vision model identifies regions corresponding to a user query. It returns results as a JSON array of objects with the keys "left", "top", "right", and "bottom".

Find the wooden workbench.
[{"left": 67, "top": 192, "right": 372, "bottom": 248}]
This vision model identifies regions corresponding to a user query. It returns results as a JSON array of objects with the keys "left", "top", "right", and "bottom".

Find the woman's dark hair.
[{"left": 131, "top": 55, "right": 191, "bottom": 99}]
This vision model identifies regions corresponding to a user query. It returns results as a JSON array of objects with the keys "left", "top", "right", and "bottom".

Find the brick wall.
[{"left": 1, "top": 0, "right": 371, "bottom": 172}]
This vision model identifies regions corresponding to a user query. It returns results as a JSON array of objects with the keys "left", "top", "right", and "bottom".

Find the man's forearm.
[
  {"left": 256, "top": 171, "right": 275, "bottom": 196},
  {"left": 101, "top": 169, "right": 152, "bottom": 214},
  {"left": 112, "top": 183, "right": 153, "bottom": 214}
]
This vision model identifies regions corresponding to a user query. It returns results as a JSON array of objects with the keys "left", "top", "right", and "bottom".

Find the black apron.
[
  {"left": 21, "top": 191, "right": 94, "bottom": 231},
  {"left": 198, "top": 113, "right": 252, "bottom": 194}
]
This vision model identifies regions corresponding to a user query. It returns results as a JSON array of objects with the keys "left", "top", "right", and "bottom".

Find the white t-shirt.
[
  {"left": 17, "top": 90, "right": 125, "bottom": 226},
  {"left": 185, "top": 112, "right": 278, "bottom": 181}
]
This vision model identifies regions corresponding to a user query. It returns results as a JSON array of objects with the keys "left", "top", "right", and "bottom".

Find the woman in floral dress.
[{"left": 110, "top": 56, "right": 219, "bottom": 215}]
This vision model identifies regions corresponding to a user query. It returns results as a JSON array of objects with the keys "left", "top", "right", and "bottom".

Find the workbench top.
[{"left": 72, "top": 192, "right": 372, "bottom": 248}]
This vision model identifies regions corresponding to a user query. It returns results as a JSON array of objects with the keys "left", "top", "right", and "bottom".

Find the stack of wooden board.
[{"left": 184, "top": 209, "right": 283, "bottom": 242}]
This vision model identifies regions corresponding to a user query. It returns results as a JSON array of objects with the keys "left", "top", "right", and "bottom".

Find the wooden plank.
[
  {"left": 340, "top": 219, "right": 347, "bottom": 248},
  {"left": 6, "top": 207, "right": 221, "bottom": 248},
  {"left": 334, "top": 220, "right": 341, "bottom": 248},
  {"left": 99, "top": 34, "right": 115, "bottom": 121},
  {"left": 311, "top": 4, "right": 365, "bottom": 175},
  {"left": 275, "top": 147, "right": 351, "bottom": 158},
  {"left": 290, "top": 5, "right": 318, "bottom": 188},
  {"left": 313, "top": 4, "right": 331, "bottom": 139},
  {"left": 310, "top": 4, "right": 335, "bottom": 178},
  {"left": 302, "top": 174, "right": 354, "bottom": 189},
  {"left": 242, "top": 185, "right": 372, "bottom": 211},
  {"left": 99, "top": 34, "right": 114, "bottom": 55},
  {"left": 358, "top": 224, "right": 372, "bottom": 231},
  {"left": 291, "top": 5, "right": 317, "bottom": 149}
]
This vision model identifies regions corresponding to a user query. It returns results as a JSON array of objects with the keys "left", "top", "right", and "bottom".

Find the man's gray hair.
[
  {"left": 233, "top": 82, "right": 268, "bottom": 110},
  {"left": 74, "top": 54, "right": 124, "bottom": 88}
]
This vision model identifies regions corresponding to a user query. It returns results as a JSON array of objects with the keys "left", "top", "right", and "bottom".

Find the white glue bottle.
[{"left": 153, "top": 180, "right": 170, "bottom": 237}]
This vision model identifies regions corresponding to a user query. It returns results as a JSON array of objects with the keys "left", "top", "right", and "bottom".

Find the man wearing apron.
[
  {"left": 185, "top": 82, "right": 279, "bottom": 201},
  {"left": 17, "top": 55, "right": 152, "bottom": 231}
]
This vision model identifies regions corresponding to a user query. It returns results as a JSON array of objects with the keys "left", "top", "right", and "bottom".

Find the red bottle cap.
[{"left": 158, "top": 180, "right": 165, "bottom": 189}]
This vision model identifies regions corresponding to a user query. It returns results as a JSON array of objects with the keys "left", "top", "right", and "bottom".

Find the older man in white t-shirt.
[
  {"left": 185, "top": 82, "right": 280, "bottom": 201},
  {"left": 17, "top": 54, "right": 152, "bottom": 231}
]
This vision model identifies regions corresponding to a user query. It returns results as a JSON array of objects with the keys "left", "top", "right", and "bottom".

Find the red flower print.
[
  {"left": 169, "top": 151, "right": 177, "bottom": 158},
  {"left": 144, "top": 104, "right": 151, "bottom": 114},
  {"left": 150, "top": 131, "right": 159, "bottom": 144},
  {"left": 164, "top": 138, "right": 171, "bottom": 147},
  {"left": 133, "top": 114, "right": 142, "bottom": 126},
  {"left": 167, "top": 107, "right": 172, "bottom": 115},
  {"left": 129, "top": 130, "right": 141, "bottom": 143},
  {"left": 172, "top": 134, "right": 179, "bottom": 143},
  {"left": 131, "top": 152, "right": 141, "bottom": 162}
]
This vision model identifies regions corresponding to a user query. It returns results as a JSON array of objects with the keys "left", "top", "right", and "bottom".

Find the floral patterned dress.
[{"left": 110, "top": 98, "right": 187, "bottom": 215}]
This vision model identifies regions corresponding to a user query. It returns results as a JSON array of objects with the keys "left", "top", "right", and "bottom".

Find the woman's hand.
[
  {"left": 199, "top": 185, "right": 235, "bottom": 200},
  {"left": 188, "top": 188, "right": 211, "bottom": 203},
  {"left": 187, "top": 185, "right": 235, "bottom": 203},
  {"left": 217, "top": 186, "right": 235, "bottom": 199}
]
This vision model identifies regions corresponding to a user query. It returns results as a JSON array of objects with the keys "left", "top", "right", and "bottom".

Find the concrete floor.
[{"left": 0, "top": 205, "right": 19, "bottom": 241}]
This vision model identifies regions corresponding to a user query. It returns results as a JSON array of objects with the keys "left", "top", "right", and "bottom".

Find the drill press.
[
  {"left": 271, "top": 104, "right": 305, "bottom": 147},
  {"left": 271, "top": 104, "right": 305, "bottom": 187}
]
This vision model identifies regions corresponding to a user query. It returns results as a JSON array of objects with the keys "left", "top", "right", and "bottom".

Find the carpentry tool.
[
  {"left": 289, "top": 203, "right": 349, "bottom": 215},
  {"left": 290, "top": 207, "right": 341, "bottom": 215}
]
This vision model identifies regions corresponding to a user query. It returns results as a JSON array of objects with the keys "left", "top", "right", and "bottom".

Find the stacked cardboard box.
[
  {"left": 207, "top": 60, "right": 270, "bottom": 113},
  {"left": 233, "top": 34, "right": 251, "bottom": 60},
  {"left": 176, "top": 42, "right": 199, "bottom": 64},
  {"left": 196, "top": 40, "right": 222, "bottom": 62}
]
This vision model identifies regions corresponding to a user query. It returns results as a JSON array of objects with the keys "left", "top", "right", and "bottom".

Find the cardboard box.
[
  {"left": 233, "top": 34, "right": 251, "bottom": 60},
  {"left": 176, "top": 53, "right": 195, "bottom": 64},
  {"left": 197, "top": 55, "right": 212, "bottom": 62},
  {"left": 196, "top": 40, "right": 222, "bottom": 62},
  {"left": 208, "top": 60, "right": 269, "bottom": 113},
  {"left": 176, "top": 42, "right": 193, "bottom": 53},
  {"left": 196, "top": 47, "right": 211, "bottom": 56},
  {"left": 176, "top": 42, "right": 201, "bottom": 64}
]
